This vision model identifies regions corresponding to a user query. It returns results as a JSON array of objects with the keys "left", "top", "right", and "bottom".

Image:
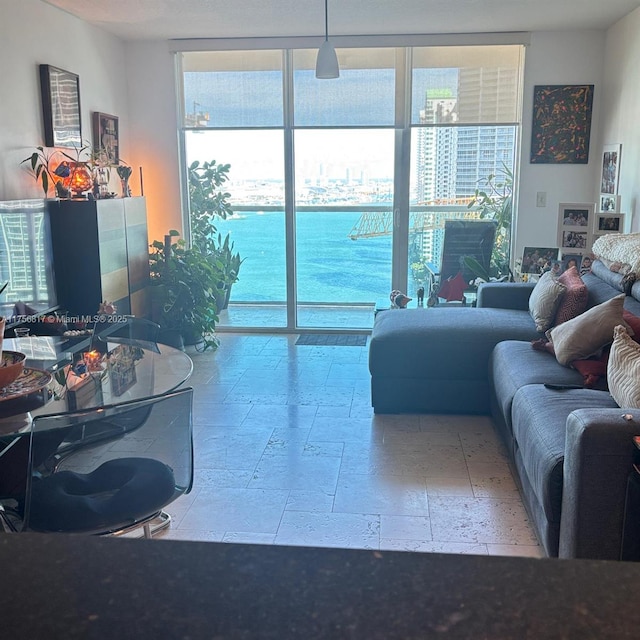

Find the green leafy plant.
[
  {"left": 21, "top": 146, "right": 73, "bottom": 197},
  {"left": 21, "top": 143, "right": 128, "bottom": 199},
  {"left": 149, "top": 230, "right": 221, "bottom": 351},
  {"left": 187, "top": 159, "right": 243, "bottom": 299},
  {"left": 466, "top": 165, "right": 514, "bottom": 281},
  {"left": 148, "top": 159, "right": 243, "bottom": 349}
]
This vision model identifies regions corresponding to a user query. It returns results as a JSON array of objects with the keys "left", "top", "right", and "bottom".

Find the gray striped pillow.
[
  {"left": 528, "top": 271, "right": 566, "bottom": 332},
  {"left": 608, "top": 325, "right": 640, "bottom": 408}
]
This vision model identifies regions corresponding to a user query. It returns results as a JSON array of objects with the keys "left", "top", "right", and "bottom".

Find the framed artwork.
[
  {"left": 600, "top": 144, "right": 621, "bottom": 195},
  {"left": 599, "top": 194, "right": 621, "bottom": 213},
  {"left": 39, "top": 64, "right": 82, "bottom": 148},
  {"left": 92, "top": 112, "right": 119, "bottom": 164},
  {"left": 594, "top": 213, "right": 625, "bottom": 235},
  {"left": 530, "top": 85, "right": 594, "bottom": 164},
  {"left": 520, "top": 246, "right": 559, "bottom": 274},
  {"left": 557, "top": 202, "right": 594, "bottom": 253}
]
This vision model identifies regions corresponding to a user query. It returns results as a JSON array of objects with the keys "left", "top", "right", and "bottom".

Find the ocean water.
[{"left": 215, "top": 210, "right": 393, "bottom": 304}]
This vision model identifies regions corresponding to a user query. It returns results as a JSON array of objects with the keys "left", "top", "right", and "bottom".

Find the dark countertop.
[{"left": 1, "top": 533, "right": 639, "bottom": 639}]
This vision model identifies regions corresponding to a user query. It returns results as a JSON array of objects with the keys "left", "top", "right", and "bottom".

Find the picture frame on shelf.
[
  {"left": 557, "top": 202, "right": 594, "bottom": 253},
  {"left": 39, "top": 64, "right": 82, "bottom": 148},
  {"left": 560, "top": 253, "right": 582, "bottom": 273},
  {"left": 600, "top": 144, "right": 621, "bottom": 195},
  {"left": 600, "top": 194, "right": 621, "bottom": 213},
  {"left": 92, "top": 112, "right": 119, "bottom": 164},
  {"left": 520, "top": 246, "right": 559, "bottom": 274},
  {"left": 594, "top": 212, "right": 625, "bottom": 235}
]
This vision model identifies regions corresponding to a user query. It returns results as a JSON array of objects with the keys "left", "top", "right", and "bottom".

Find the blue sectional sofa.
[{"left": 369, "top": 260, "right": 640, "bottom": 559}]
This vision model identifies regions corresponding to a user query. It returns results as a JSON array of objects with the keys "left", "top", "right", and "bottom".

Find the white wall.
[
  {"left": 0, "top": 0, "right": 129, "bottom": 199},
  {"left": 514, "top": 30, "right": 605, "bottom": 264},
  {"left": 600, "top": 6, "right": 640, "bottom": 233},
  {"left": 126, "top": 42, "right": 183, "bottom": 244}
]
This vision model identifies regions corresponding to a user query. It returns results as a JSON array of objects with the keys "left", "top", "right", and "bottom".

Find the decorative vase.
[{"left": 120, "top": 177, "right": 131, "bottom": 198}]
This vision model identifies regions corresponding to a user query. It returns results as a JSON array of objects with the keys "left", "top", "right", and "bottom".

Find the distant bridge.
[{"left": 348, "top": 202, "right": 480, "bottom": 240}]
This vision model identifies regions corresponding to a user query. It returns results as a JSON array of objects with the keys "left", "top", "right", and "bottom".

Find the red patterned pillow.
[
  {"left": 554, "top": 266, "right": 588, "bottom": 325},
  {"left": 623, "top": 310, "right": 640, "bottom": 342}
]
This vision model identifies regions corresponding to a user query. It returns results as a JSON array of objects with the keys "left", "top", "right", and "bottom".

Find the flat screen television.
[{"left": 0, "top": 199, "right": 59, "bottom": 328}]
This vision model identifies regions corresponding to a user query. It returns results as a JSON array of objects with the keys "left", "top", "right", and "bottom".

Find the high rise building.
[{"left": 411, "top": 68, "right": 516, "bottom": 276}]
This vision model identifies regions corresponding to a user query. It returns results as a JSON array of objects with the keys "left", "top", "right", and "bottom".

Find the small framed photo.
[
  {"left": 599, "top": 194, "right": 621, "bottom": 213},
  {"left": 557, "top": 202, "right": 594, "bottom": 253},
  {"left": 39, "top": 64, "right": 82, "bottom": 148},
  {"left": 561, "top": 230, "right": 588, "bottom": 250},
  {"left": 594, "top": 213, "right": 625, "bottom": 235},
  {"left": 560, "top": 253, "right": 582, "bottom": 273},
  {"left": 520, "top": 246, "right": 559, "bottom": 274},
  {"left": 92, "top": 112, "right": 119, "bottom": 164},
  {"left": 107, "top": 344, "right": 137, "bottom": 396},
  {"left": 600, "top": 144, "right": 621, "bottom": 195}
]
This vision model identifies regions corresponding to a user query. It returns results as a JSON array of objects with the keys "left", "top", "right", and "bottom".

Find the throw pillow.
[
  {"left": 531, "top": 337, "right": 608, "bottom": 388},
  {"left": 623, "top": 309, "right": 640, "bottom": 341},
  {"left": 608, "top": 325, "right": 640, "bottom": 408},
  {"left": 438, "top": 271, "right": 467, "bottom": 302},
  {"left": 554, "top": 266, "right": 588, "bottom": 326},
  {"left": 528, "top": 271, "right": 566, "bottom": 332},
  {"left": 547, "top": 294, "right": 626, "bottom": 366}
]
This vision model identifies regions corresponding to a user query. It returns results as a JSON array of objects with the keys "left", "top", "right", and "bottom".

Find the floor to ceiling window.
[{"left": 179, "top": 42, "right": 524, "bottom": 331}]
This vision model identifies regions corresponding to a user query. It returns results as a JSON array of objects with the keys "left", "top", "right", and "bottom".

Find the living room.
[{"left": 1, "top": 1, "right": 640, "bottom": 635}]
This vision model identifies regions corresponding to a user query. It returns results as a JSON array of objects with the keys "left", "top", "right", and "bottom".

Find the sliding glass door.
[
  {"left": 293, "top": 129, "right": 395, "bottom": 328},
  {"left": 179, "top": 43, "right": 523, "bottom": 330}
]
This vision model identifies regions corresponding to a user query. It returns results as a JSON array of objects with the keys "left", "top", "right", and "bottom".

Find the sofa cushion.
[
  {"left": 511, "top": 385, "right": 619, "bottom": 525},
  {"left": 554, "top": 266, "right": 588, "bottom": 325},
  {"left": 547, "top": 294, "right": 626, "bottom": 366},
  {"left": 608, "top": 325, "right": 640, "bottom": 408},
  {"left": 369, "top": 307, "right": 540, "bottom": 381},
  {"left": 490, "top": 341, "right": 587, "bottom": 438},
  {"left": 528, "top": 271, "right": 566, "bottom": 332}
]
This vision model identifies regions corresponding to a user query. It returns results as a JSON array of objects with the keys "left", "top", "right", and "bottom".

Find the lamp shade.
[{"left": 315, "top": 40, "right": 340, "bottom": 79}]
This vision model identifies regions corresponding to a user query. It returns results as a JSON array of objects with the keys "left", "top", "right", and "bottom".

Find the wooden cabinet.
[{"left": 47, "top": 198, "right": 150, "bottom": 318}]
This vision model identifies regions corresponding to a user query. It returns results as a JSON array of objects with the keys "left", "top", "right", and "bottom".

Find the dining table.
[
  {"left": 0, "top": 333, "right": 193, "bottom": 508},
  {"left": 0, "top": 333, "right": 193, "bottom": 431}
]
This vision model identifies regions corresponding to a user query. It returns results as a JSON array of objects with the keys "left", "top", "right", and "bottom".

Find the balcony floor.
[{"left": 217, "top": 303, "right": 377, "bottom": 331}]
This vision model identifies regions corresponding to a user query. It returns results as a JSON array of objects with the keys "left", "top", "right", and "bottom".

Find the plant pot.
[
  {"left": 157, "top": 328, "right": 185, "bottom": 351},
  {"left": 181, "top": 326, "right": 204, "bottom": 347},
  {"left": 215, "top": 285, "right": 232, "bottom": 312}
]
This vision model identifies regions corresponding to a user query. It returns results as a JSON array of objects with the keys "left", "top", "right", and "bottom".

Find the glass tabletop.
[{"left": 0, "top": 335, "right": 193, "bottom": 432}]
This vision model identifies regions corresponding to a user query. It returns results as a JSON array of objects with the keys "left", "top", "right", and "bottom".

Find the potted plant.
[
  {"left": 211, "top": 232, "right": 244, "bottom": 311},
  {"left": 188, "top": 159, "right": 243, "bottom": 308},
  {"left": 149, "top": 231, "right": 222, "bottom": 351},
  {"left": 464, "top": 164, "right": 514, "bottom": 283},
  {"left": 147, "top": 159, "right": 243, "bottom": 349}
]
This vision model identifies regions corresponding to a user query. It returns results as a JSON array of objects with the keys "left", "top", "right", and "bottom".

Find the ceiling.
[{"left": 44, "top": 0, "right": 640, "bottom": 41}]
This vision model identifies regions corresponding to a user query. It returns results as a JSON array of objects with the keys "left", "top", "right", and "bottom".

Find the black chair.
[
  {"left": 426, "top": 219, "right": 498, "bottom": 304},
  {"left": 18, "top": 387, "right": 193, "bottom": 537},
  {"left": 93, "top": 316, "right": 162, "bottom": 354}
]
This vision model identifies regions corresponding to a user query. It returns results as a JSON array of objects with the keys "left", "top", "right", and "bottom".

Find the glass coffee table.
[{"left": 0, "top": 335, "right": 193, "bottom": 432}]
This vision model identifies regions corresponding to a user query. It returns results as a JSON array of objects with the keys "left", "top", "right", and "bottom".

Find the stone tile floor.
[{"left": 158, "top": 333, "right": 544, "bottom": 558}]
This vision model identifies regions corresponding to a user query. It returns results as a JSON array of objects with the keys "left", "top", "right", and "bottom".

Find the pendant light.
[{"left": 315, "top": 0, "right": 339, "bottom": 79}]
